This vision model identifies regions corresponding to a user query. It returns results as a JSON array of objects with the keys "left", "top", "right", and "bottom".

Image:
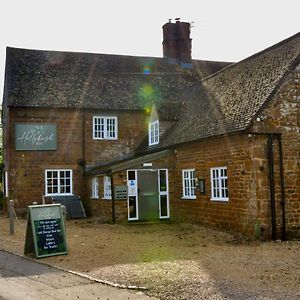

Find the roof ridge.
[
  {"left": 6, "top": 46, "right": 232, "bottom": 66},
  {"left": 201, "top": 31, "right": 300, "bottom": 82}
]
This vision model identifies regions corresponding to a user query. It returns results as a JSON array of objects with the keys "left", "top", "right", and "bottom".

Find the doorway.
[
  {"left": 127, "top": 169, "right": 169, "bottom": 221},
  {"left": 138, "top": 170, "right": 159, "bottom": 220}
]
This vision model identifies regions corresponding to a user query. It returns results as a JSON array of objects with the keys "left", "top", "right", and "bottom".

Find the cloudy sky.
[{"left": 1, "top": 0, "right": 299, "bottom": 98}]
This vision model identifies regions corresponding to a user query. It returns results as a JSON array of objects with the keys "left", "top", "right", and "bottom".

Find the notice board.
[{"left": 24, "top": 204, "right": 68, "bottom": 258}]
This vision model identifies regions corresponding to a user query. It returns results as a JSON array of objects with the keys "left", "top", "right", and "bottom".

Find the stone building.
[{"left": 2, "top": 20, "right": 299, "bottom": 240}]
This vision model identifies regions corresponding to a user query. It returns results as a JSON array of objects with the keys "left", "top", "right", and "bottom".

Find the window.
[
  {"left": 45, "top": 169, "right": 72, "bottom": 196},
  {"left": 103, "top": 176, "right": 112, "bottom": 199},
  {"left": 127, "top": 170, "right": 138, "bottom": 220},
  {"left": 149, "top": 120, "right": 159, "bottom": 146},
  {"left": 210, "top": 167, "right": 228, "bottom": 201},
  {"left": 159, "top": 169, "right": 169, "bottom": 218},
  {"left": 93, "top": 116, "right": 118, "bottom": 140},
  {"left": 182, "top": 169, "right": 196, "bottom": 199},
  {"left": 91, "top": 177, "right": 99, "bottom": 199},
  {"left": 4, "top": 171, "right": 8, "bottom": 197}
]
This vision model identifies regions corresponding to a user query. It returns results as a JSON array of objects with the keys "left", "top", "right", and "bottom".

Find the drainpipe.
[
  {"left": 82, "top": 110, "right": 86, "bottom": 176},
  {"left": 277, "top": 135, "right": 286, "bottom": 240},
  {"left": 267, "top": 134, "right": 276, "bottom": 240}
]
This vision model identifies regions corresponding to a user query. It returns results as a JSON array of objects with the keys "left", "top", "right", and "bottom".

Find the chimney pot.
[{"left": 162, "top": 19, "right": 192, "bottom": 64}]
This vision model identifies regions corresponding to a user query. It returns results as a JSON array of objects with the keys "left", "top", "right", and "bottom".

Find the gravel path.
[{"left": 1, "top": 217, "right": 299, "bottom": 299}]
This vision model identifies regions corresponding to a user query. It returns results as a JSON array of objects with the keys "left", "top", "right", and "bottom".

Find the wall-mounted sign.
[
  {"left": 15, "top": 124, "right": 57, "bottom": 151},
  {"left": 114, "top": 185, "right": 128, "bottom": 200},
  {"left": 24, "top": 204, "right": 67, "bottom": 258},
  {"left": 198, "top": 178, "right": 205, "bottom": 194}
]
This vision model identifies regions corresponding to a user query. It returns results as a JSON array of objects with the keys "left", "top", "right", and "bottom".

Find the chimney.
[{"left": 162, "top": 18, "right": 192, "bottom": 66}]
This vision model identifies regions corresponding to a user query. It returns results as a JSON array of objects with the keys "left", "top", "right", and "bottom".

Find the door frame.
[{"left": 127, "top": 169, "right": 169, "bottom": 221}]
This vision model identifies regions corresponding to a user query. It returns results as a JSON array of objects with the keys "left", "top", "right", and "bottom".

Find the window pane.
[
  {"left": 128, "top": 171, "right": 135, "bottom": 180},
  {"left": 129, "top": 196, "right": 137, "bottom": 219},
  {"left": 159, "top": 170, "right": 167, "bottom": 192},
  {"left": 160, "top": 195, "right": 168, "bottom": 217}
]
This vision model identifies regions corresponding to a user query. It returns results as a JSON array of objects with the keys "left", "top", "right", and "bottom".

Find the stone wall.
[
  {"left": 170, "top": 134, "right": 265, "bottom": 239},
  {"left": 4, "top": 107, "right": 147, "bottom": 211},
  {"left": 250, "top": 63, "right": 300, "bottom": 238}
]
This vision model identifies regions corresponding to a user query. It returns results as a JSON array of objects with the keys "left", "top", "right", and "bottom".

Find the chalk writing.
[{"left": 34, "top": 218, "right": 66, "bottom": 253}]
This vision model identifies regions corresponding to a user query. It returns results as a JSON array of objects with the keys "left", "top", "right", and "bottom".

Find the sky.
[{"left": 1, "top": 0, "right": 299, "bottom": 99}]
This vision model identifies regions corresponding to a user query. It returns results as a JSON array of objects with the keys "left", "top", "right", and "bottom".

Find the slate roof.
[
  {"left": 159, "top": 31, "right": 300, "bottom": 148},
  {"left": 3, "top": 47, "right": 230, "bottom": 116}
]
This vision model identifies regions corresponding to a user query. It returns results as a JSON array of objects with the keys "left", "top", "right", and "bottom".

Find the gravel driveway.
[{"left": 1, "top": 217, "right": 299, "bottom": 299}]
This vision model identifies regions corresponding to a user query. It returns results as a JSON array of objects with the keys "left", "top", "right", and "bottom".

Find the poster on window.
[
  {"left": 15, "top": 123, "right": 57, "bottom": 151},
  {"left": 128, "top": 180, "right": 137, "bottom": 196}
]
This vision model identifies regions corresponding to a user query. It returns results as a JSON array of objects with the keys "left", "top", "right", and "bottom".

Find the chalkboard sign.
[{"left": 24, "top": 204, "right": 68, "bottom": 258}]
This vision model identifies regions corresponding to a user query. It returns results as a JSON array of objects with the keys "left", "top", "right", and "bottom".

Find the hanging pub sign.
[
  {"left": 24, "top": 204, "right": 68, "bottom": 258},
  {"left": 15, "top": 123, "right": 57, "bottom": 151}
]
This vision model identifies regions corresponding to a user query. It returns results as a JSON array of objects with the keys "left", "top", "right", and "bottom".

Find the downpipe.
[{"left": 267, "top": 135, "right": 276, "bottom": 240}]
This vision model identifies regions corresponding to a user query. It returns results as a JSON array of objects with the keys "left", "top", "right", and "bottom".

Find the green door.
[{"left": 137, "top": 170, "right": 159, "bottom": 221}]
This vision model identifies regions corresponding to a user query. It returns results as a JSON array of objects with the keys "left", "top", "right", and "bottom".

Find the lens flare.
[{"left": 143, "top": 66, "right": 151, "bottom": 75}]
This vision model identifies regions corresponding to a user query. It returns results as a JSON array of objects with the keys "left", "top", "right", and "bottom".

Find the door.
[{"left": 137, "top": 170, "right": 159, "bottom": 221}]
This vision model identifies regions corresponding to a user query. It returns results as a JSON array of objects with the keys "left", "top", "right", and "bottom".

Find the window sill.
[
  {"left": 90, "top": 197, "right": 99, "bottom": 200},
  {"left": 45, "top": 193, "right": 73, "bottom": 196},
  {"left": 102, "top": 197, "right": 112, "bottom": 200},
  {"left": 93, "top": 137, "right": 118, "bottom": 141},
  {"left": 210, "top": 198, "right": 229, "bottom": 202},
  {"left": 181, "top": 196, "right": 196, "bottom": 200}
]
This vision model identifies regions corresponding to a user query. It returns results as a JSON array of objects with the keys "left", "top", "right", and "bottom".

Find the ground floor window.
[
  {"left": 210, "top": 167, "right": 228, "bottom": 201},
  {"left": 91, "top": 177, "right": 99, "bottom": 199},
  {"left": 159, "top": 169, "right": 169, "bottom": 218},
  {"left": 103, "top": 176, "right": 112, "bottom": 199},
  {"left": 45, "top": 169, "right": 72, "bottom": 196},
  {"left": 3, "top": 171, "right": 8, "bottom": 197},
  {"left": 182, "top": 169, "right": 196, "bottom": 199}
]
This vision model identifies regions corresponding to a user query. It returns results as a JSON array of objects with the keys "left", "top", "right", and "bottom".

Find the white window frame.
[
  {"left": 45, "top": 169, "right": 73, "bottom": 196},
  {"left": 158, "top": 169, "right": 170, "bottom": 219},
  {"left": 148, "top": 120, "right": 159, "bottom": 146},
  {"left": 93, "top": 116, "right": 118, "bottom": 140},
  {"left": 127, "top": 170, "right": 138, "bottom": 220},
  {"left": 4, "top": 171, "right": 8, "bottom": 197},
  {"left": 103, "top": 176, "right": 112, "bottom": 200},
  {"left": 210, "top": 166, "right": 229, "bottom": 201},
  {"left": 91, "top": 177, "right": 99, "bottom": 199},
  {"left": 182, "top": 169, "right": 196, "bottom": 199}
]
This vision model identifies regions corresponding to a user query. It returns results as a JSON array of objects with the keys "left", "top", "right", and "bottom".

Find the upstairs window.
[
  {"left": 45, "top": 169, "right": 72, "bottom": 196},
  {"left": 149, "top": 120, "right": 159, "bottom": 146},
  {"left": 91, "top": 177, "right": 99, "bottom": 199},
  {"left": 103, "top": 176, "right": 112, "bottom": 200},
  {"left": 182, "top": 169, "right": 196, "bottom": 199},
  {"left": 210, "top": 167, "right": 229, "bottom": 201},
  {"left": 93, "top": 116, "right": 118, "bottom": 140}
]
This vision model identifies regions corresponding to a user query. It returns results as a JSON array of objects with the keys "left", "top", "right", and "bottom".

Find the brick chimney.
[{"left": 162, "top": 18, "right": 192, "bottom": 65}]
